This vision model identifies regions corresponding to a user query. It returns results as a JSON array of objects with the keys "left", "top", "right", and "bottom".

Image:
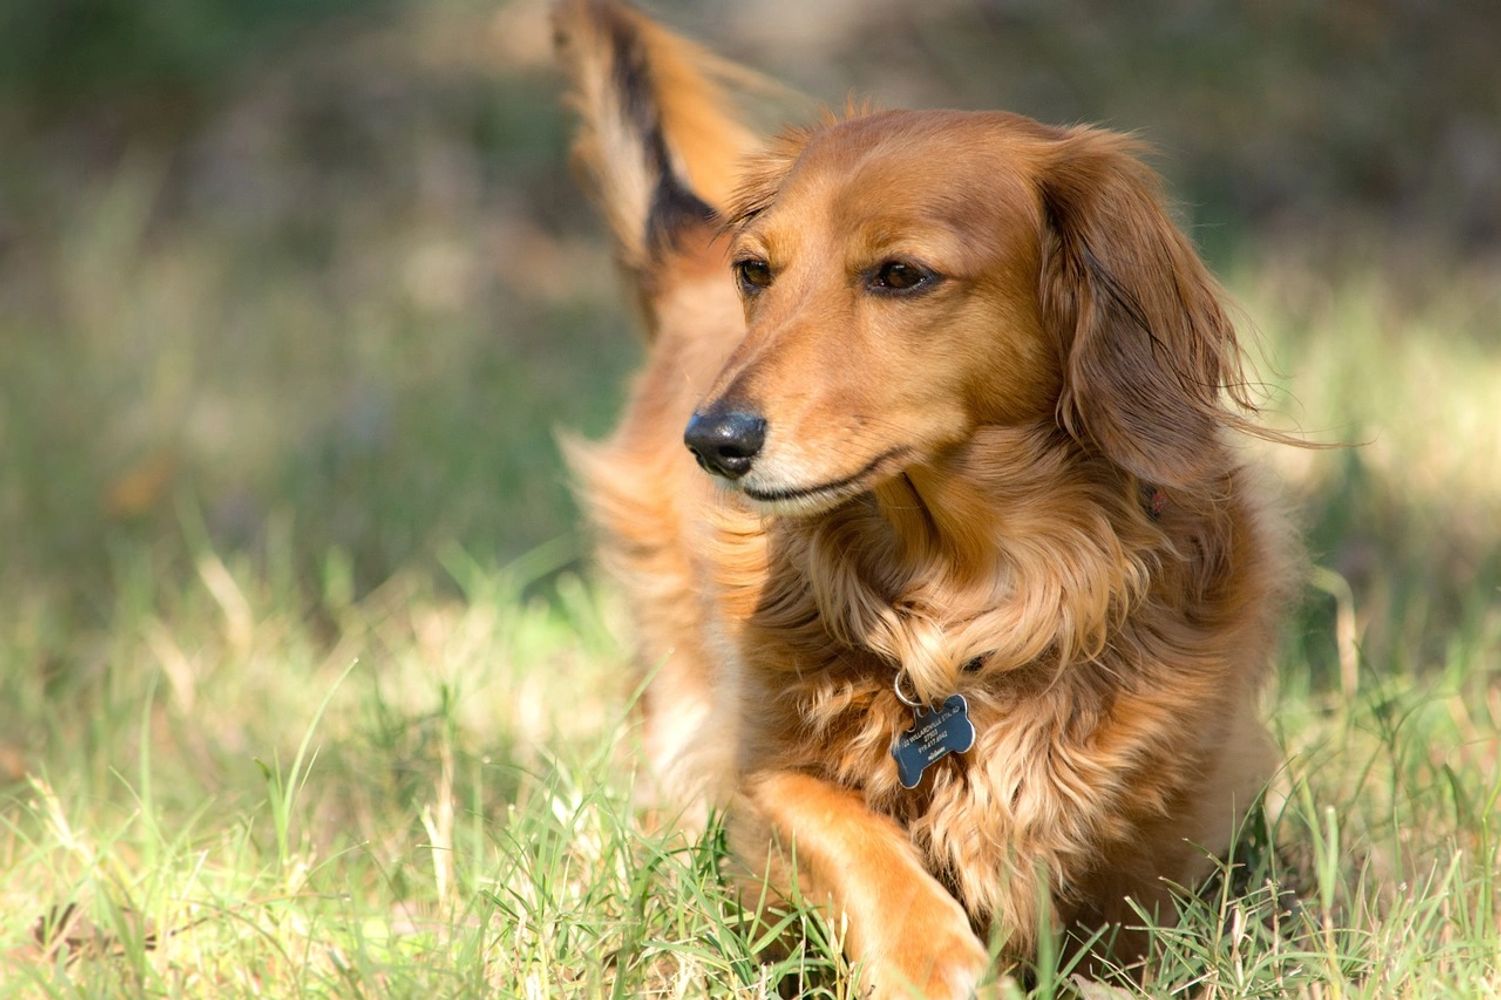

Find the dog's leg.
[{"left": 733, "top": 771, "right": 991, "bottom": 999}]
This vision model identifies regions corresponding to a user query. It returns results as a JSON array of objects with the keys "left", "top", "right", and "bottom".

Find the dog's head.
[{"left": 683, "top": 109, "right": 1252, "bottom": 515}]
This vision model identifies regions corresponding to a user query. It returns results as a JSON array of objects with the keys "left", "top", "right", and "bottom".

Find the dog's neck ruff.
[{"left": 778, "top": 424, "right": 1166, "bottom": 707}]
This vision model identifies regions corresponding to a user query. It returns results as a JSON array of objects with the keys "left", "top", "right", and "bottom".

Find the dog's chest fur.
[
  {"left": 710, "top": 429, "right": 1255, "bottom": 928},
  {"left": 578, "top": 413, "right": 1275, "bottom": 937}
]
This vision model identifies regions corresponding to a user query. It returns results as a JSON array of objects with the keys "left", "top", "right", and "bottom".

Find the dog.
[{"left": 553, "top": 1, "right": 1297, "bottom": 994}]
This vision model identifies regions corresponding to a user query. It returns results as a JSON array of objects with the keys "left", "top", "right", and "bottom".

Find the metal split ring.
[{"left": 892, "top": 669, "right": 925, "bottom": 709}]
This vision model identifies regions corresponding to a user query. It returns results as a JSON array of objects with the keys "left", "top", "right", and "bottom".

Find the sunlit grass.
[
  {"left": 2, "top": 167, "right": 1500, "bottom": 995},
  {"left": 0, "top": 511, "right": 1497, "bottom": 995},
  {"left": 0, "top": 540, "right": 856, "bottom": 997}
]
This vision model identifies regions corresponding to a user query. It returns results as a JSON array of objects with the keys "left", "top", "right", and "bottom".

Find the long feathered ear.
[
  {"left": 1038, "top": 128, "right": 1256, "bottom": 493},
  {"left": 552, "top": 0, "right": 759, "bottom": 274}
]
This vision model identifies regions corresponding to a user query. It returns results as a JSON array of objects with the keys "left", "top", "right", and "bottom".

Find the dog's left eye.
[
  {"left": 733, "top": 258, "right": 774, "bottom": 295},
  {"left": 868, "top": 260, "right": 936, "bottom": 294}
]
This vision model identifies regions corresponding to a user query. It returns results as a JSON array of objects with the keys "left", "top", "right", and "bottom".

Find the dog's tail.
[{"left": 552, "top": 0, "right": 757, "bottom": 277}]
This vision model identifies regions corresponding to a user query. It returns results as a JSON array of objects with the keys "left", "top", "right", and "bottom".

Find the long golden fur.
[{"left": 553, "top": 2, "right": 1297, "bottom": 994}]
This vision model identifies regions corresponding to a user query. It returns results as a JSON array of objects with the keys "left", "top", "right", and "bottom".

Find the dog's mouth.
[{"left": 741, "top": 447, "right": 912, "bottom": 513}]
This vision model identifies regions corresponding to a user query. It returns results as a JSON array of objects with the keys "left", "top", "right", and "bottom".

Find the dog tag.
[{"left": 891, "top": 693, "right": 976, "bottom": 789}]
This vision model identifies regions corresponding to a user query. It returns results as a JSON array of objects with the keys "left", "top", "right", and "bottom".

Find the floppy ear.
[{"left": 1038, "top": 128, "right": 1253, "bottom": 492}]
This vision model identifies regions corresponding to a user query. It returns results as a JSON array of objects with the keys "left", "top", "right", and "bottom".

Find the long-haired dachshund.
[{"left": 553, "top": 1, "right": 1296, "bottom": 994}]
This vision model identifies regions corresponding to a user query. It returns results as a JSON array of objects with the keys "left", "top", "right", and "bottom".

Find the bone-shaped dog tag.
[{"left": 891, "top": 693, "right": 976, "bottom": 789}]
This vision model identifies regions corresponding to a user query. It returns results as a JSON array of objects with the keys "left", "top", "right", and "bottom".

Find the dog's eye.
[
  {"left": 733, "top": 258, "right": 773, "bottom": 295},
  {"left": 869, "top": 260, "right": 935, "bottom": 294}
]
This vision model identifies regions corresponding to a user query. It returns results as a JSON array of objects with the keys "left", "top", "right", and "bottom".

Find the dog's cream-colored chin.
[
  {"left": 733, "top": 448, "right": 922, "bottom": 518},
  {"left": 740, "top": 488, "right": 852, "bottom": 519},
  {"left": 732, "top": 470, "right": 885, "bottom": 518},
  {"left": 705, "top": 473, "right": 852, "bottom": 518}
]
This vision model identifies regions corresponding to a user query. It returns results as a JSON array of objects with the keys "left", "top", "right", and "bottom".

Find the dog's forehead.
[{"left": 772, "top": 111, "right": 1045, "bottom": 241}]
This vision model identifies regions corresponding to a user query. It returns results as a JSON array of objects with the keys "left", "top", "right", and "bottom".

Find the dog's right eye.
[
  {"left": 868, "top": 259, "right": 938, "bottom": 295},
  {"left": 733, "top": 258, "right": 773, "bottom": 295}
]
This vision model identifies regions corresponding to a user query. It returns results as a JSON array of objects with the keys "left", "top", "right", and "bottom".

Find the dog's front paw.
[{"left": 866, "top": 919, "right": 991, "bottom": 999}]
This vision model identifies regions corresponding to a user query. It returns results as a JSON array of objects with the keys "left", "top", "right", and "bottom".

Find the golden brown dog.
[{"left": 554, "top": 2, "right": 1296, "bottom": 994}]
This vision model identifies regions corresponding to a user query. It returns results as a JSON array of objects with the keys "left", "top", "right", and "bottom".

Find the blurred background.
[{"left": 2, "top": 0, "right": 1499, "bottom": 796}]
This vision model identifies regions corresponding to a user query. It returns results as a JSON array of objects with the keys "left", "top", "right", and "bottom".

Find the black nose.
[{"left": 683, "top": 410, "right": 766, "bottom": 480}]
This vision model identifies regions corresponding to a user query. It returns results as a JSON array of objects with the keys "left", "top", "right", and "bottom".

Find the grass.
[
  {"left": 2, "top": 257, "right": 1498, "bottom": 996},
  {"left": 1, "top": 1, "right": 1499, "bottom": 996},
  {"left": 0, "top": 540, "right": 849, "bottom": 996}
]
